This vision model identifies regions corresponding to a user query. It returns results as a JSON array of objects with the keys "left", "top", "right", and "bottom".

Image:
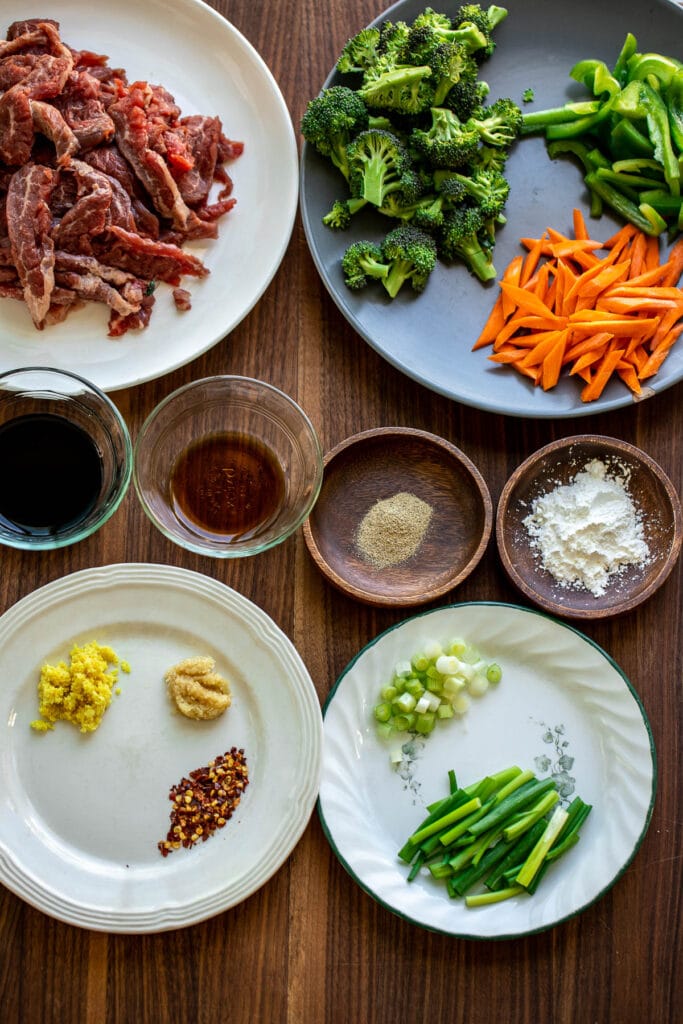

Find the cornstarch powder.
[
  {"left": 356, "top": 491, "right": 433, "bottom": 569},
  {"left": 522, "top": 459, "right": 650, "bottom": 597}
]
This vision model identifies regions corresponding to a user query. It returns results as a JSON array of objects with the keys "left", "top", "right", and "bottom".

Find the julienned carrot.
[{"left": 473, "top": 211, "right": 683, "bottom": 402}]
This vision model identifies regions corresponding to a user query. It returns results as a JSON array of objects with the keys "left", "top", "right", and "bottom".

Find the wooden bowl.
[
  {"left": 497, "top": 435, "right": 682, "bottom": 619},
  {"left": 303, "top": 427, "right": 492, "bottom": 607}
]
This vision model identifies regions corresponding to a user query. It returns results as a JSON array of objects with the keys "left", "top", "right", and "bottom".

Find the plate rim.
[
  {"left": 317, "top": 600, "right": 658, "bottom": 939},
  {"left": 0, "top": 562, "right": 323, "bottom": 933}
]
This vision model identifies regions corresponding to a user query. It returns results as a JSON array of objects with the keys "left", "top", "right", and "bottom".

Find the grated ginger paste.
[{"left": 30, "top": 640, "right": 130, "bottom": 734}]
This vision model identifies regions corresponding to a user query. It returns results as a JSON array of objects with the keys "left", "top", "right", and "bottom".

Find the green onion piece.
[
  {"left": 408, "top": 797, "right": 482, "bottom": 846},
  {"left": 467, "top": 777, "right": 557, "bottom": 837},
  {"left": 485, "top": 819, "right": 547, "bottom": 891},
  {"left": 503, "top": 789, "right": 560, "bottom": 843},
  {"left": 374, "top": 702, "right": 392, "bottom": 723},
  {"left": 375, "top": 722, "right": 393, "bottom": 741},
  {"left": 515, "top": 806, "right": 569, "bottom": 888},
  {"left": 407, "top": 850, "right": 425, "bottom": 882},
  {"left": 438, "top": 797, "right": 496, "bottom": 847},
  {"left": 486, "top": 663, "right": 502, "bottom": 684},
  {"left": 465, "top": 885, "right": 525, "bottom": 908}
]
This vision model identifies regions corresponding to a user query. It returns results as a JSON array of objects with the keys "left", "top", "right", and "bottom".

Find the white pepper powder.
[
  {"left": 356, "top": 491, "right": 433, "bottom": 569},
  {"left": 523, "top": 459, "right": 650, "bottom": 597}
]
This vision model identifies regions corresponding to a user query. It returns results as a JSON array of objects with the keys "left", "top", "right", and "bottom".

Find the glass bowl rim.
[{"left": 132, "top": 374, "right": 324, "bottom": 558}]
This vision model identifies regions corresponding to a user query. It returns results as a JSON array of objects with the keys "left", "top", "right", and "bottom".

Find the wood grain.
[{"left": 1, "top": 3, "right": 683, "bottom": 1023}]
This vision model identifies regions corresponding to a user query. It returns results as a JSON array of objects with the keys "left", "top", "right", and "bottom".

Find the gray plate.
[{"left": 300, "top": 0, "right": 683, "bottom": 417}]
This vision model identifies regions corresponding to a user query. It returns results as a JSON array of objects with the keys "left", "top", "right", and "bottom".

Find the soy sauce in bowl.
[
  {"left": 0, "top": 412, "right": 103, "bottom": 536},
  {"left": 0, "top": 367, "right": 132, "bottom": 550},
  {"left": 170, "top": 431, "right": 285, "bottom": 543}
]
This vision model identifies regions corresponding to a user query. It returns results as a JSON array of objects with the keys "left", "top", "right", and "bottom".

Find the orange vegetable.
[{"left": 473, "top": 211, "right": 683, "bottom": 402}]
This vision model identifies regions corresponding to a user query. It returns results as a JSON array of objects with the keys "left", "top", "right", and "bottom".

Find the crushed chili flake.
[{"left": 158, "top": 746, "right": 249, "bottom": 856}]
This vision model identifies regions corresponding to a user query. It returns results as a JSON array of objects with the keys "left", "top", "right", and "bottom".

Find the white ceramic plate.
[
  {"left": 0, "top": 564, "right": 323, "bottom": 933},
  {"left": 0, "top": 0, "right": 298, "bottom": 392},
  {"left": 319, "top": 603, "right": 656, "bottom": 938}
]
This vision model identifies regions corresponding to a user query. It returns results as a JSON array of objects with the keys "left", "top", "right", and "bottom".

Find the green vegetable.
[
  {"left": 380, "top": 224, "right": 438, "bottom": 297},
  {"left": 301, "top": 5, "right": 518, "bottom": 295},
  {"left": 373, "top": 637, "right": 503, "bottom": 748},
  {"left": 300, "top": 85, "right": 370, "bottom": 182},
  {"left": 521, "top": 32, "right": 683, "bottom": 237},
  {"left": 398, "top": 766, "right": 592, "bottom": 906},
  {"left": 346, "top": 128, "right": 412, "bottom": 207}
]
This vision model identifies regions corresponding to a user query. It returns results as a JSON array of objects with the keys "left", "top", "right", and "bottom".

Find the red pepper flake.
[{"left": 158, "top": 747, "right": 249, "bottom": 856}]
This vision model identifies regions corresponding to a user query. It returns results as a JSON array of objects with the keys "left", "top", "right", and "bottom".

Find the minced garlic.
[
  {"left": 30, "top": 641, "right": 129, "bottom": 734},
  {"left": 165, "top": 656, "right": 232, "bottom": 720}
]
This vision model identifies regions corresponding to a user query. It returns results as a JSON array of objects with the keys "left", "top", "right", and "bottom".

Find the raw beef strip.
[
  {"left": 6, "top": 163, "right": 55, "bottom": 326},
  {"left": 30, "top": 99, "right": 79, "bottom": 165},
  {"left": 109, "top": 85, "right": 197, "bottom": 230},
  {"left": 0, "top": 52, "right": 73, "bottom": 164},
  {"left": 100, "top": 224, "right": 209, "bottom": 282},
  {"left": 53, "top": 160, "right": 113, "bottom": 248}
]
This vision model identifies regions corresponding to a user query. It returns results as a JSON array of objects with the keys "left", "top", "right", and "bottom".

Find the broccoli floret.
[
  {"left": 401, "top": 24, "right": 472, "bottom": 107},
  {"left": 453, "top": 5, "right": 509, "bottom": 59},
  {"left": 411, "top": 107, "right": 480, "bottom": 169},
  {"left": 359, "top": 61, "right": 435, "bottom": 116},
  {"left": 341, "top": 240, "right": 390, "bottom": 290},
  {"left": 444, "top": 70, "right": 490, "bottom": 121},
  {"left": 410, "top": 6, "right": 492, "bottom": 58},
  {"left": 433, "top": 170, "right": 470, "bottom": 206},
  {"left": 467, "top": 97, "right": 522, "bottom": 147},
  {"left": 411, "top": 194, "right": 446, "bottom": 231},
  {"left": 346, "top": 128, "right": 411, "bottom": 207},
  {"left": 522, "top": 87, "right": 535, "bottom": 103},
  {"left": 378, "top": 20, "right": 412, "bottom": 61},
  {"left": 411, "top": 9, "right": 454, "bottom": 35},
  {"left": 337, "top": 28, "right": 382, "bottom": 75},
  {"left": 470, "top": 143, "right": 509, "bottom": 173},
  {"left": 380, "top": 224, "right": 438, "bottom": 296},
  {"left": 427, "top": 41, "right": 474, "bottom": 107},
  {"left": 378, "top": 189, "right": 443, "bottom": 226},
  {"left": 322, "top": 196, "right": 368, "bottom": 230},
  {"left": 301, "top": 86, "right": 370, "bottom": 181},
  {"left": 438, "top": 204, "right": 497, "bottom": 281},
  {"left": 439, "top": 166, "right": 510, "bottom": 218}
]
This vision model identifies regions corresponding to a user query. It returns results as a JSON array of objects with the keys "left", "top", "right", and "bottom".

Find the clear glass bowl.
[
  {"left": 0, "top": 367, "right": 132, "bottom": 550},
  {"left": 133, "top": 376, "right": 323, "bottom": 557}
]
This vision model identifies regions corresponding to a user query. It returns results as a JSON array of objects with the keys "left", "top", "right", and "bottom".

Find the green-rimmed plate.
[{"left": 318, "top": 602, "right": 656, "bottom": 938}]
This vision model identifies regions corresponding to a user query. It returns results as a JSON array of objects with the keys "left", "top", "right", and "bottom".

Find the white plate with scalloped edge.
[
  {"left": 0, "top": 0, "right": 298, "bottom": 391},
  {"left": 0, "top": 564, "right": 322, "bottom": 933},
  {"left": 318, "top": 602, "right": 655, "bottom": 938}
]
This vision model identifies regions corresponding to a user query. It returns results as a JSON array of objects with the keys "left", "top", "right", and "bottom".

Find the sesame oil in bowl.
[{"left": 169, "top": 431, "right": 286, "bottom": 543}]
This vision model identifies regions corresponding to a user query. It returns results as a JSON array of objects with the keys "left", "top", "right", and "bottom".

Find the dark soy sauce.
[
  {"left": 170, "top": 431, "right": 286, "bottom": 542},
  {"left": 0, "top": 413, "right": 103, "bottom": 535}
]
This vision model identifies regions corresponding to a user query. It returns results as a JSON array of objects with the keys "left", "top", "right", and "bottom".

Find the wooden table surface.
[{"left": 1, "top": 2, "right": 682, "bottom": 1022}]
